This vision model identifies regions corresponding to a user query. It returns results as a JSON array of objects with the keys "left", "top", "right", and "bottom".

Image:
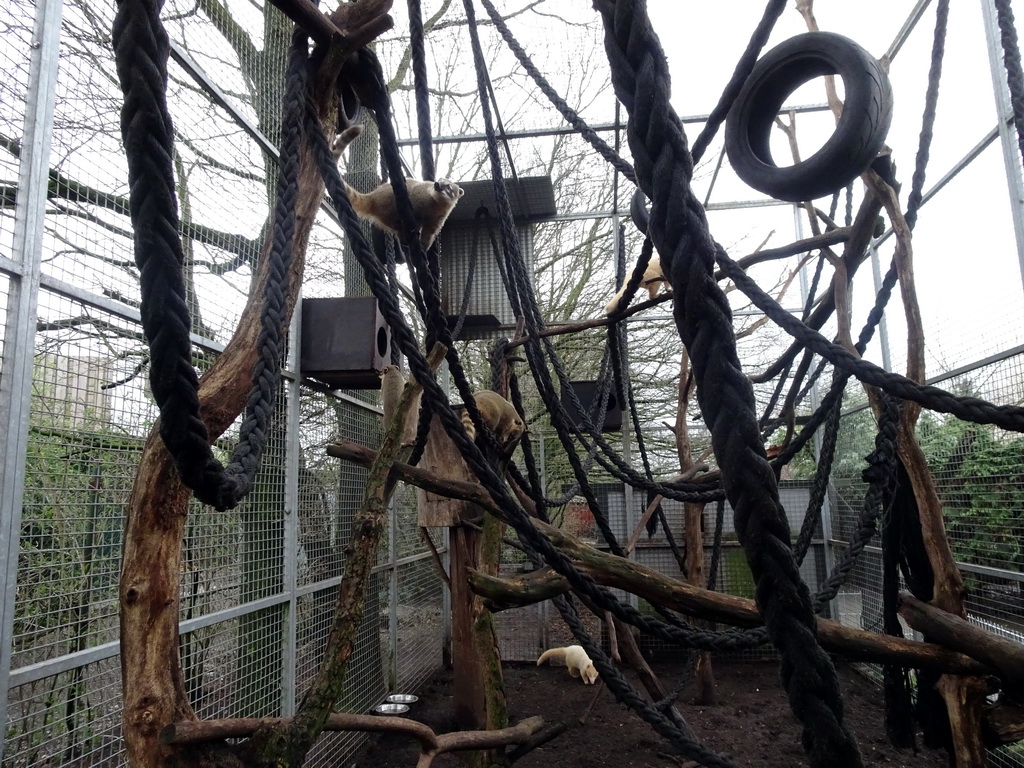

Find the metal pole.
[
  {"left": 440, "top": 363, "right": 452, "bottom": 667},
  {"left": 0, "top": 0, "right": 64, "bottom": 760},
  {"left": 388, "top": 483, "right": 399, "bottom": 690},
  {"left": 280, "top": 297, "right": 303, "bottom": 716},
  {"left": 538, "top": 432, "right": 548, "bottom": 652},
  {"left": 980, "top": 0, "right": 1024, "bottom": 296},
  {"left": 793, "top": 205, "right": 837, "bottom": 610}
]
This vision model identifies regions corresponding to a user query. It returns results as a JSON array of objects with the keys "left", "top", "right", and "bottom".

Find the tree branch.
[{"left": 326, "top": 439, "right": 995, "bottom": 678}]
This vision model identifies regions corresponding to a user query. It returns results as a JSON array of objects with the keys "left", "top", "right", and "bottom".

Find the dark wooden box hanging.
[
  {"left": 561, "top": 380, "right": 623, "bottom": 433},
  {"left": 439, "top": 176, "right": 556, "bottom": 340},
  {"left": 300, "top": 297, "right": 391, "bottom": 390}
]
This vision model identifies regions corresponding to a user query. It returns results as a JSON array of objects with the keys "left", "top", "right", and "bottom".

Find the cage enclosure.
[{"left": 438, "top": 176, "right": 556, "bottom": 340}]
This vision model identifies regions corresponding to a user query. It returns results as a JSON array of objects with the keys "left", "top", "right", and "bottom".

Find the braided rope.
[
  {"left": 407, "top": 0, "right": 436, "bottom": 182},
  {"left": 310, "top": 91, "right": 770, "bottom": 657},
  {"left": 878, "top": 397, "right": 916, "bottom": 748},
  {"left": 594, "top": 2, "right": 863, "bottom": 765},
  {"left": 994, "top": 0, "right": 1024, "bottom": 174},
  {"left": 690, "top": 0, "right": 787, "bottom": 162},
  {"left": 906, "top": 0, "right": 949, "bottom": 230},
  {"left": 113, "top": 2, "right": 304, "bottom": 509},
  {"left": 813, "top": 400, "right": 899, "bottom": 611},
  {"left": 718, "top": 249, "right": 1024, "bottom": 431},
  {"left": 478, "top": 0, "right": 637, "bottom": 184},
  {"left": 792, "top": 391, "right": 844, "bottom": 566},
  {"left": 302, "top": 46, "right": 732, "bottom": 653}
]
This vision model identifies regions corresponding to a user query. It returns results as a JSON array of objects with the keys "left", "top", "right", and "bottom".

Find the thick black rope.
[
  {"left": 792, "top": 390, "right": 844, "bottom": 566},
  {"left": 879, "top": 404, "right": 916, "bottom": 749},
  {"left": 453, "top": 0, "right": 795, "bottom": 653},
  {"left": 813, "top": 397, "right": 899, "bottom": 612},
  {"left": 407, "top": 0, "right": 436, "bottom": 182},
  {"left": 479, "top": 0, "right": 637, "bottom": 184},
  {"left": 595, "top": 2, "right": 862, "bottom": 765},
  {"left": 304, "top": 47, "right": 768, "bottom": 657},
  {"left": 113, "top": 1, "right": 303, "bottom": 509},
  {"left": 906, "top": 0, "right": 949, "bottom": 230},
  {"left": 994, "top": 0, "right": 1024, "bottom": 175},
  {"left": 689, "top": 0, "right": 787, "bottom": 162},
  {"left": 313, "top": 108, "right": 770, "bottom": 656},
  {"left": 717, "top": 249, "right": 1024, "bottom": 432}
]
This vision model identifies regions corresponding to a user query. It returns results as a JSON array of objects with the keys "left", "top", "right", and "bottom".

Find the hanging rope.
[
  {"left": 690, "top": 0, "right": 787, "bottom": 162},
  {"left": 594, "top": 2, "right": 863, "bottom": 765},
  {"left": 407, "top": 0, "right": 436, "bottom": 182},
  {"left": 112, "top": 0, "right": 304, "bottom": 510},
  {"left": 479, "top": 0, "right": 637, "bottom": 184},
  {"left": 994, "top": 0, "right": 1024, "bottom": 173},
  {"left": 307, "top": 37, "right": 773, "bottom": 660}
]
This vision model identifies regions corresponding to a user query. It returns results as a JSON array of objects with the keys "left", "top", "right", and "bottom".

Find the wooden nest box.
[
  {"left": 438, "top": 176, "right": 556, "bottom": 340},
  {"left": 561, "top": 380, "right": 623, "bottom": 433},
  {"left": 300, "top": 297, "right": 391, "bottom": 390}
]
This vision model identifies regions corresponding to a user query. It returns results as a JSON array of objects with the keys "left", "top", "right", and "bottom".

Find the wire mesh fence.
[
  {"left": 0, "top": 1, "right": 446, "bottom": 765},
  {"left": 4, "top": 0, "right": 1024, "bottom": 766}
]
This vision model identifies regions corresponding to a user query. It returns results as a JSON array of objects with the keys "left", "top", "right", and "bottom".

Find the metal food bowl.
[
  {"left": 373, "top": 702, "right": 409, "bottom": 715},
  {"left": 386, "top": 694, "right": 419, "bottom": 705}
]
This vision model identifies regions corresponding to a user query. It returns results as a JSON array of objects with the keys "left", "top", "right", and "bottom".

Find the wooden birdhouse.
[
  {"left": 438, "top": 176, "right": 556, "bottom": 340},
  {"left": 561, "top": 379, "right": 623, "bottom": 433},
  {"left": 299, "top": 297, "right": 391, "bottom": 390}
]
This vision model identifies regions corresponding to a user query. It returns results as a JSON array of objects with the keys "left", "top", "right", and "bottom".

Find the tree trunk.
[
  {"left": 676, "top": 350, "right": 714, "bottom": 704},
  {"left": 118, "top": 3, "right": 393, "bottom": 762}
]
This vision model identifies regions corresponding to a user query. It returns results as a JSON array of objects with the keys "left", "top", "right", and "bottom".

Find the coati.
[
  {"left": 603, "top": 255, "right": 668, "bottom": 314},
  {"left": 536, "top": 645, "right": 599, "bottom": 685},
  {"left": 331, "top": 126, "right": 464, "bottom": 250},
  {"left": 458, "top": 390, "right": 526, "bottom": 457}
]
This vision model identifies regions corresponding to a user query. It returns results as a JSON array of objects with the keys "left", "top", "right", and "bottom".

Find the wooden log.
[
  {"left": 899, "top": 593, "right": 1024, "bottom": 688},
  {"left": 983, "top": 700, "right": 1024, "bottom": 747},
  {"left": 936, "top": 674, "right": 989, "bottom": 768},
  {"left": 450, "top": 526, "right": 486, "bottom": 732},
  {"left": 325, "top": 440, "right": 993, "bottom": 678},
  {"left": 417, "top": 412, "right": 474, "bottom": 527},
  {"left": 161, "top": 713, "right": 437, "bottom": 749},
  {"left": 467, "top": 565, "right": 989, "bottom": 676},
  {"left": 160, "top": 711, "right": 545, "bottom": 768},
  {"left": 266, "top": 0, "right": 393, "bottom": 47}
]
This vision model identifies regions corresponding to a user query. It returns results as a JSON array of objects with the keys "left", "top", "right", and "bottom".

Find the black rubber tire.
[
  {"left": 725, "top": 31, "right": 893, "bottom": 202},
  {"left": 630, "top": 188, "right": 650, "bottom": 235}
]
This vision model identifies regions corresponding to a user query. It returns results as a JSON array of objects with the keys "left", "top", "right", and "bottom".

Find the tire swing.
[
  {"left": 725, "top": 31, "right": 893, "bottom": 202},
  {"left": 630, "top": 187, "right": 650, "bottom": 234}
]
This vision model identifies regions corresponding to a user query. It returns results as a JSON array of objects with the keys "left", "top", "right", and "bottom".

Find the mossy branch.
[{"left": 245, "top": 343, "right": 446, "bottom": 767}]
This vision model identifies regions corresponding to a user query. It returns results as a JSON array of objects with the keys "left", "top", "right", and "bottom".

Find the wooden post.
[
  {"left": 677, "top": 350, "right": 715, "bottom": 704},
  {"left": 450, "top": 525, "right": 488, "bottom": 731}
]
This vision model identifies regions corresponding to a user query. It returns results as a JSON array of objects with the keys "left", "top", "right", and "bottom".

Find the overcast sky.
[{"left": 637, "top": 1, "right": 1024, "bottom": 387}]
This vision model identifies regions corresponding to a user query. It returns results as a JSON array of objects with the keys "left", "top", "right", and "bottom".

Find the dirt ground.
[{"left": 352, "top": 658, "right": 953, "bottom": 767}]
